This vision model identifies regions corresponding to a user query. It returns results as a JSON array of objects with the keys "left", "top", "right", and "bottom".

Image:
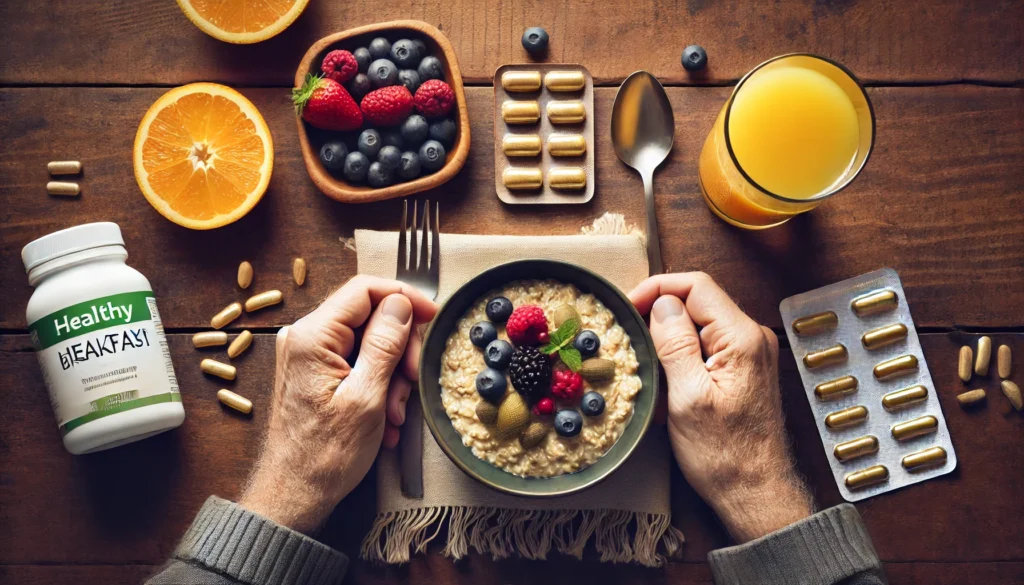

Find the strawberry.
[
  {"left": 292, "top": 74, "right": 363, "bottom": 131},
  {"left": 360, "top": 86, "right": 414, "bottom": 127}
]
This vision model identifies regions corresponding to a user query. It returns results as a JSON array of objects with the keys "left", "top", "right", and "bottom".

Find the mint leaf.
[
  {"left": 548, "top": 317, "right": 580, "bottom": 348},
  {"left": 539, "top": 342, "right": 559, "bottom": 355},
  {"left": 559, "top": 347, "right": 583, "bottom": 371}
]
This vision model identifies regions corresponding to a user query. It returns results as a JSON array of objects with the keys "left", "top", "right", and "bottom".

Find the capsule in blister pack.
[{"left": 780, "top": 268, "right": 957, "bottom": 502}]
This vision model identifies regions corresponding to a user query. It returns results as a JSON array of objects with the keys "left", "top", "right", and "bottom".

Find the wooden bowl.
[{"left": 294, "top": 21, "right": 471, "bottom": 204}]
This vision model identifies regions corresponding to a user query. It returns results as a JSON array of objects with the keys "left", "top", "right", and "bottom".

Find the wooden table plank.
[
  {"left": 1, "top": 0, "right": 1021, "bottom": 86},
  {"left": 2, "top": 333, "right": 1022, "bottom": 568},
  {"left": 1, "top": 86, "right": 1022, "bottom": 331}
]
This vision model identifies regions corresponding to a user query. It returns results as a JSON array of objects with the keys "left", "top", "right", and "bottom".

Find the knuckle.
[
  {"left": 363, "top": 331, "right": 406, "bottom": 360},
  {"left": 657, "top": 329, "right": 701, "bottom": 362}
]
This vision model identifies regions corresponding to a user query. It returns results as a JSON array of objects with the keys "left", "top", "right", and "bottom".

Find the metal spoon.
[{"left": 611, "top": 71, "right": 675, "bottom": 275}]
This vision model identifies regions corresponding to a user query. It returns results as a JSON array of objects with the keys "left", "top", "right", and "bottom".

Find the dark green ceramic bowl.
[{"left": 419, "top": 259, "right": 658, "bottom": 497}]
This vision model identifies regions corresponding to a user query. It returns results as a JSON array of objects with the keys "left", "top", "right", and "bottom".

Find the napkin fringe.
[{"left": 360, "top": 506, "right": 684, "bottom": 567}]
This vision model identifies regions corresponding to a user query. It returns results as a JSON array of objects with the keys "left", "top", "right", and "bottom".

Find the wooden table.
[{"left": 2, "top": 1, "right": 1022, "bottom": 583}]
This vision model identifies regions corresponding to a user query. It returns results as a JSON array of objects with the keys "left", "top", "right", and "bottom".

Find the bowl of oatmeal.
[{"left": 419, "top": 260, "right": 658, "bottom": 497}]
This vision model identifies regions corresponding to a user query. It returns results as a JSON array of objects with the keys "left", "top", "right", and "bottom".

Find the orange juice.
[{"left": 699, "top": 54, "right": 874, "bottom": 229}]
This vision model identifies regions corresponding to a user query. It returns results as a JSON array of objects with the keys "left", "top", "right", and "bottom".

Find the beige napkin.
[{"left": 355, "top": 216, "right": 683, "bottom": 566}]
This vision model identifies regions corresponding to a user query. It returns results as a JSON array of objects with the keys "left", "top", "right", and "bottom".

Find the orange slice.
[
  {"left": 133, "top": 83, "right": 273, "bottom": 230},
  {"left": 176, "top": 0, "right": 310, "bottom": 44}
]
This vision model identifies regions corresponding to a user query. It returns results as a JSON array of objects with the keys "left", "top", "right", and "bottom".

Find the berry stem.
[{"left": 291, "top": 74, "right": 324, "bottom": 115}]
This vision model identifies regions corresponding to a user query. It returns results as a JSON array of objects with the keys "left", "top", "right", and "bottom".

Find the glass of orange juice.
[{"left": 699, "top": 54, "right": 874, "bottom": 229}]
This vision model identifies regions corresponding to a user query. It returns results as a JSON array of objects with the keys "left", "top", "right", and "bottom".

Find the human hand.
[
  {"left": 238, "top": 275, "right": 437, "bottom": 534},
  {"left": 630, "top": 273, "right": 813, "bottom": 542}
]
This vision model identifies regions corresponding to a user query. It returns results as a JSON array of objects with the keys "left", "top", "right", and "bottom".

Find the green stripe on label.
[
  {"left": 60, "top": 392, "right": 181, "bottom": 435},
  {"left": 29, "top": 291, "right": 154, "bottom": 350}
]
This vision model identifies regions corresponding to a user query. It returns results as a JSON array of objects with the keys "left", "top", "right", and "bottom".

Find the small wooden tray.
[{"left": 493, "top": 64, "right": 595, "bottom": 205}]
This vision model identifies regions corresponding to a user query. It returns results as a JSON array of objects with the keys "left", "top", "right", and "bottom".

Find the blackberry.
[{"left": 509, "top": 345, "right": 552, "bottom": 402}]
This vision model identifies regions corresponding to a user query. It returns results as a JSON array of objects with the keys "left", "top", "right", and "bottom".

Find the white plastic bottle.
[{"left": 22, "top": 222, "right": 184, "bottom": 454}]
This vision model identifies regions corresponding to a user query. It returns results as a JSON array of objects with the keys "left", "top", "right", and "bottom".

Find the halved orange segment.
[
  {"left": 133, "top": 83, "right": 273, "bottom": 230},
  {"left": 176, "top": 0, "right": 310, "bottom": 44}
]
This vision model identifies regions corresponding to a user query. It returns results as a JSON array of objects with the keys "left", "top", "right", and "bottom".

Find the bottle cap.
[{"left": 22, "top": 222, "right": 124, "bottom": 274}]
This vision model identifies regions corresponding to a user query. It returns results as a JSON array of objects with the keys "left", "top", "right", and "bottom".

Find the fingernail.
[
  {"left": 382, "top": 296, "right": 412, "bottom": 324},
  {"left": 652, "top": 295, "right": 683, "bottom": 324}
]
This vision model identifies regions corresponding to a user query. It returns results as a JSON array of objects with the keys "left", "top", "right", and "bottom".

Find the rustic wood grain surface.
[{"left": 1, "top": 0, "right": 1022, "bottom": 583}]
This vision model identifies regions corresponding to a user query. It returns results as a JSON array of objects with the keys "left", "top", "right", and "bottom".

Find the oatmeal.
[{"left": 439, "top": 279, "right": 642, "bottom": 478}]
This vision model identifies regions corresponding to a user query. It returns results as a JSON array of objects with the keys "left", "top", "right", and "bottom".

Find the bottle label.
[{"left": 28, "top": 291, "right": 179, "bottom": 434}]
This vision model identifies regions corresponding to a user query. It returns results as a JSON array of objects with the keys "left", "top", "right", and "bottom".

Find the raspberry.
[
  {"left": 551, "top": 369, "right": 584, "bottom": 401},
  {"left": 360, "top": 86, "right": 415, "bottom": 126},
  {"left": 321, "top": 50, "right": 359, "bottom": 84},
  {"left": 532, "top": 397, "right": 555, "bottom": 416},
  {"left": 413, "top": 79, "right": 455, "bottom": 118},
  {"left": 506, "top": 305, "right": 548, "bottom": 346}
]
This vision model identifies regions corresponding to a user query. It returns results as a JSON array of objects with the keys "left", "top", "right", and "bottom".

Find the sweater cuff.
[
  {"left": 174, "top": 496, "right": 349, "bottom": 585},
  {"left": 708, "top": 504, "right": 881, "bottom": 585}
]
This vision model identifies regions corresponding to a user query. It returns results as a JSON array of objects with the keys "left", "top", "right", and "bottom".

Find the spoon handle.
[{"left": 642, "top": 171, "right": 664, "bottom": 274}]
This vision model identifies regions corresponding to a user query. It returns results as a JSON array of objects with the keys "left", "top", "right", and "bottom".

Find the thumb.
[
  {"left": 337, "top": 294, "right": 413, "bottom": 408},
  {"left": 650, "top": 295, "right": 705, "bottom": 383}
]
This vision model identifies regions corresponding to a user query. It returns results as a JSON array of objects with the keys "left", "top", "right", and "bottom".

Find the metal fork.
[{"left": 396, "top": 199, "right": 439, "bottom": 499}]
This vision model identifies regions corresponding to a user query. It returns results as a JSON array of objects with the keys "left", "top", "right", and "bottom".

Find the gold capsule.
[
  {"left": 502, "top": 134, "right": 542, "bottom": 157},
  {"left": 245, "top": 290, "right": 282, "bottom": 312},
  {"left": 1000, "top": 380, "right": 1023, "bottom": 411},
  {"left": 237, "top": 261, "right": 253, "bottom": 289},
  {"left": 546, "top": 100, "right": 586, "bottom": 124},
  {"left": 814, "top": 375, "right": 858, "bottom": 401},
  {"left": 998, "top": 345, "right": 1012, "bottom": 379},
  {"left": 791, "top": 311, "right": 838, "bottom": 336},
  {"left": 501, "top": 100, "right": 541, "bottom": 124},
  {"left": 548, "top": 167, "right": 587, "bottom": 190},
  {"left": 891, "top": 415, "right": 938, "bottom": 441},
  {"left": 201, "top": 358, "right": 236, "bottom": 381},
  {"left": 956, "top": 388, "right": 986, "bottom": 407},
  {"left": 844, "top": 465, "right": 889, "bottom": 490},
  {"left": 293, "top": 258, "right": 306, "bottom": 286},
  {"left": 502, "top": 168, "right": 543, "bottom": 190},
  {"left": 228, "top": 330, "right": 253, "bottom": 359},
  {"left": 881, "top": 385, "right": 928, "bottom": 411},
  {"left": 217, "top": 389, "right": 252, "bottom": 414},
  {"left": 544, "top": 71, "right": 586, "bottom": 92},
  {"left": 824, "top": 405, "right": 868, "bottom": 429},
  {"left": 47, "top": 160, "right": 82, "bottom": 175},
  {"left": 192, "top": 331, "right": 228, "bottom": 348},
  {"left": 833, "top": 435, "right": 879, "bottom": 462},
  {"left": 211, "top": 302, "right": 243, "bottom": 329},
  {"left": 901, "top": 446, "right": 947, "bottom": 472},
  {"left": 873, "top": 354, "right": 918, "bottom": 380},
  {"left": 861, "top": 323, "right": 908, "bottom": 350},
  {"left": 501, "top": 71, "right": 542, "bottom": 92},
  {"left": 975, "top": 336, "right": 992, "bottom": 375},
  {"left": 958, "top": 345, "right": 973, "bottom": 382},
  {"left": 803, "top": 344, "right": 848, "bottom": 369},
  {"left": 46, "top": 181, "right": 80, "bottom": 196},
  {"left": 547, "top": 134, "right": 587, "bottom": 157},
  {"left": 851, "top": 289, "right": 898, "bottom": 316}
]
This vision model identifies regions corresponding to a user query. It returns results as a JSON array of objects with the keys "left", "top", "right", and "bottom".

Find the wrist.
[
  {"left": 708, "top": 472, "right": 814, "bottom": 543},
  {"left": 239, "top": 468, "right": 330, "bottom": 535}
]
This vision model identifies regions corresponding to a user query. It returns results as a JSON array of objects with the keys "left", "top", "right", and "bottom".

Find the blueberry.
[
  {"left": 554, "top": 409, "right": 583, "bottom": 438},
  {"left": 353, "top": 47, "right": 372, "bottom": 72},
  {"left": 390, "top": 39, "right": 421, "bottom": 69},
  {"left": 368, "top": 59, "right": 398, "bottom": 88},
  {"left": 419, "top": 140, "right": 446, "bottom": 172},
  {"left": 681, "top": 45, "right": 708, "bottom": 71},
  {"left": 377, "top": 145, "right": 401, "bottom": 171},
  {"left": 412, "top": 39, "right": 427, "bottom": 59},
  {"left": 470, "top": 321, "right": 498, "bottom": 348},
  {"left": 486, "top": 297, "right": 514, "bottom": 323},
  {"left": 476, "top": 368, "right": 508, "bottom": 404},
  {"left": 318, "top": 141, "right": 347, "bottom": 172},
  {"left": 368, "top": 37, "right": 392, "bottom": 60},
  {"left": 428, "top": 118, "right": 457, "bottom": 149},
  {"left": 397, "top": 151, "right": 421, "bottom": 181},
  {"left": 484, "top": 339, "right": 515, "bottom": 370},
  {"left": 521, "top": 27, "right": 549, "bottom": 56},
  {"left": 400, "top": 114, "right": 429, "bottom": 146},
  {"left": 357, "top": 129, "right": 381, "bottom": 158},
  {"left": 366, "top": 161, "right": 393, "bottom": 188},
  {"left": 417, "top": 56, "right": 444, "bottom": 81},
  {"left": 580, "top": 391, "right": 605, "bottom": 417},
  {"left": 381, "top": 131, "right": 404, "bottom": 149},
  {"left": 573, "top": 331, "right": 600, "bottom": 359},
  {"left": 347, "top": 73, "right": 372, "bottom": 101},
  {"left": 342, "top": 151, "right": 369, "bottom": 183},
  {"left": 397, "top": 69, "right": 422, "bottom": 93}
]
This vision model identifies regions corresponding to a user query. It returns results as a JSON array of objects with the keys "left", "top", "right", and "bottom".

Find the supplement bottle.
[{"left": 22, "top": 222, "right": 184, "bottom": 454}]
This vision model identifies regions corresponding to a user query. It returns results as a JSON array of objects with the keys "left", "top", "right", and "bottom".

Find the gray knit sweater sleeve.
[
  {"left": 708, "top": 504, "right": 887, "bottom": 585},
  {"left": 146, "top": 496, "right": 348, "bottom": 585}
]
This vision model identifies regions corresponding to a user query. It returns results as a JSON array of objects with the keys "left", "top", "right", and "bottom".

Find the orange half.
[
  {"left": 133, "top": 83, "right": 273, "bottom": 230},
  {"left": 176, "top": 0, "right": 310, "bottom": 44}
]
